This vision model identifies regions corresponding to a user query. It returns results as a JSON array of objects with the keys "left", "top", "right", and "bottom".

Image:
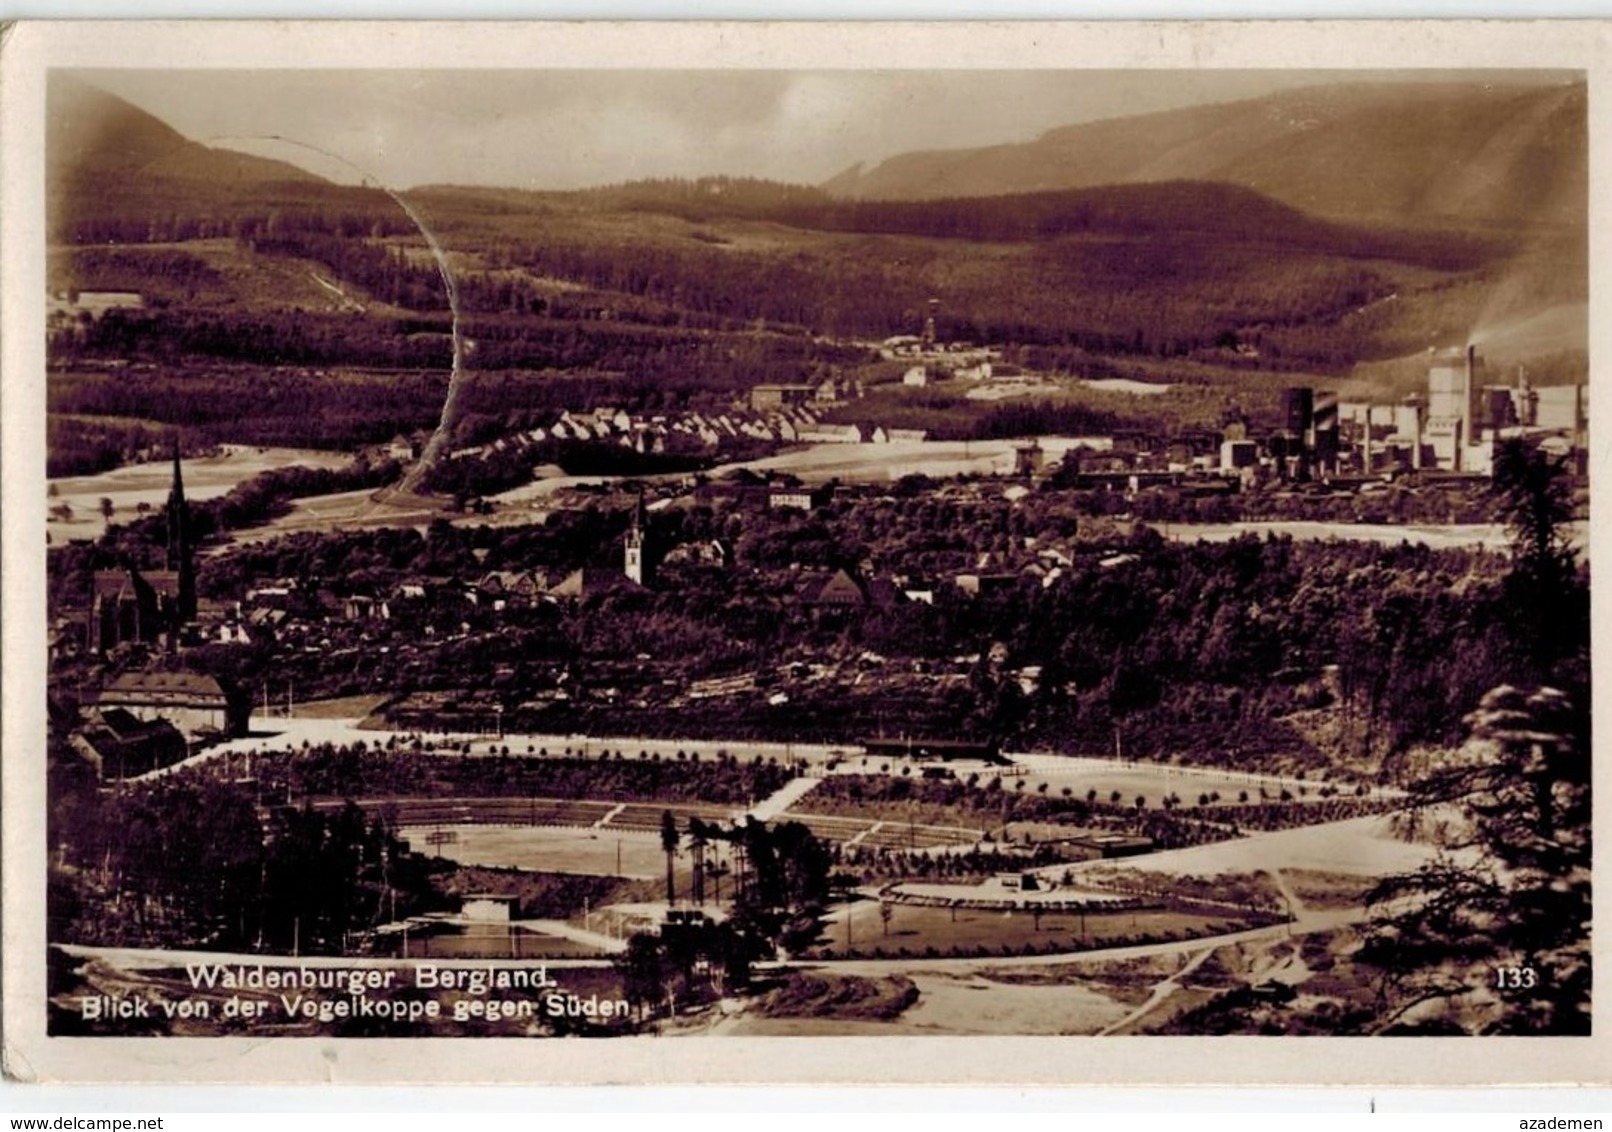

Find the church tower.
[
  {"left": 624, "top": 492, "right": 651, "bottom": 586},
  {"left": 166, "top": 440, "right": 197, "bottom": 623}
]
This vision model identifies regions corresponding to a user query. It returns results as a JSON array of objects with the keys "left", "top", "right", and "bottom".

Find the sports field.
[
  {"left": 405, "top": 824, "right": 713, "bottom": 880},
  {"left": 376, "top": 924, "right": 606, "bottom": 960},
  {"left": 815, "top": 897, "right": 1258, "bottom": 961},
  {"left": 1005, "top": 754, "right": 1382, "bottom": 810}
]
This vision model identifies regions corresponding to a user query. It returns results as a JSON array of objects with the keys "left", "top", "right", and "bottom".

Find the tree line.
[
  {"left": 49, "top": 766, "right": 440, "bottom": 955},
  {"left": 618, "top": 813, "right": 834, "bottom": 1022},
  {"left": 240, "top": 743, "right": 793, "bottom": 808}
]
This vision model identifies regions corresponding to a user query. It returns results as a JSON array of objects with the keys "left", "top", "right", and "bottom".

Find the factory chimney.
[
  {"left": 1361, "top": 406, "right": 1372, "bottom": 475},
  {"left": 1449, "top": 344, "right": 1480, "bottom": 473},
  {"left": 1408, "top": 394, "right": 1425, "bottom": 471},
  {"left": 922, "top": 298, "right": 939, "bottom": 349},
  {"left": 1465, "top": 344, "right": 1478, "bottom": 421}
]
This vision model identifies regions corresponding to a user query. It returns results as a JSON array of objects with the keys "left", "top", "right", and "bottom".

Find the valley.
[{"left": 40, "top": 69, "right": 1591, "bottom": 1043}]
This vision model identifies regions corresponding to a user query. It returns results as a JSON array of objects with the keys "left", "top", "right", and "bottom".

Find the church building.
[{"left": 88, "top": 443, "right": 196, "bottom": 653}]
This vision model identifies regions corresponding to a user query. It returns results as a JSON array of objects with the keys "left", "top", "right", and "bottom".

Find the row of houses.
[
  {"left": 430, "top": 401, "right": 851, "bottom": 465},
  {"left": 387, "top": 382, "right": 953, "bottom": 475},
  {"left": 795, "top": 423, "right": 931, "bottom": 445},
  {"left": 240, "top": 567, "right": 643, "bottom": 628}
]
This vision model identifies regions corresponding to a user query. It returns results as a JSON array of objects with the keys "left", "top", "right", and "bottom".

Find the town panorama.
[{"left": 42, "top": 69, "right": 1590, "bottom": 1040}]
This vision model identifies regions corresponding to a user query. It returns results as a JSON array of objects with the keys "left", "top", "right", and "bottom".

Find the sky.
[{"left": 74, "top": 68, "right": 1574, "bottom": 192}]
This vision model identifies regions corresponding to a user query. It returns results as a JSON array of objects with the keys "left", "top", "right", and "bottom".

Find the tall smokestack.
[{"left": 1450, "top": 344, "right": 1480, "bottom": 472}]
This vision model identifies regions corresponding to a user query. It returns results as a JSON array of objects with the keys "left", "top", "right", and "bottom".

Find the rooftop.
[{"left": 103, "top": 671, "right": 230, "bottom": 698}]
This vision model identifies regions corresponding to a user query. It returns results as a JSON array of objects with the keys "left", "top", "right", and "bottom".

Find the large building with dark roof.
[
  {"left": 93, "top": 671, "right": 249, "bottom": 742},
  {"left": 88, "top": 568, "right": 174, "bottom": 653},
  {"left": 71, "top": 708, "right": 188, "bottom": 779}
]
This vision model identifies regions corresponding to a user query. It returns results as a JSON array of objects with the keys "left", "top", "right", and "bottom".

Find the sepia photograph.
[{"left": 1, "top": 20, "right": 1603, "bottom": 1086}]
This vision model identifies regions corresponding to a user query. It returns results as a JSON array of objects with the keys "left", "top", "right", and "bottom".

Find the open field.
[
  {"left": 1060, "top": 813, "right": 1450, "bottom": 881},
  {"left": 403, "top": 825, "right": 670, "bottom": 879},
  {"left": 404, "top": 822, "right": 745, "bottom": 889},
  {"left": 811, "top": 895, "right": 1260, "bottom": 961},
  {"left": 1003, "top": 753, "right": 1388, "bottom": 810},
  {"left": 47, "top": 443, "right": 353, "bottom": 542},
  {"left": 784, "top": 811, "right": 985, "bottom": 849}
]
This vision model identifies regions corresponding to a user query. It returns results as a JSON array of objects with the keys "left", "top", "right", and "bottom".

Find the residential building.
[
  {"left": 93, "top": 671, "right": 250, "bottom": 742},
  {"left": 750, "top": 384, "right": 817, "bottom": 411}
]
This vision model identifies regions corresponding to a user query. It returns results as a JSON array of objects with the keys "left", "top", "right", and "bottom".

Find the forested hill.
[
  {"left": 823, "top": 80, "right": 1587, "bottom": 232},
  {"left": 47, "top": 75, "right": 390, "bottom": 244},
  {"left": 48, "top": 81, "right": 1567, "bottom": 380},
  {"left": 48, "top": 75, "right": 321, "bottom": 187},
  {"left": 50, "top": 78, "right": 1505, "bottom": 276},
  {"left": 554, "top": 177, "right": 1498, "bottom": 270}
]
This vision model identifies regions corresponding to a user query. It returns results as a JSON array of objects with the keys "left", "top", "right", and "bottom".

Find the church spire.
[
  {"left": 167, "top": 438, "right": 196, "bottom": 623},
  {"left": 166, "top": 439, "right": 185, "bottom": 569},
  {"left": 624, "top": 490, "right": 651, "bottom": 586}
]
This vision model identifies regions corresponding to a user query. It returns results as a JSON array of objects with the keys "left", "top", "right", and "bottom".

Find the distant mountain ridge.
[
  {"left": 823, "top": 81, "right": 1587, "bottom": 231},
  {"left": 45, "top": 77, "right": 1582, "bottom": 377},
  {"left": 49, "top": 74, "right": 323, "bottom": 189},
  {"left": 48, "top": 76, "right": 393, "bottom": 244},
  {"left": 539, "top": 176, "right": 1497, "bottom": 271}
]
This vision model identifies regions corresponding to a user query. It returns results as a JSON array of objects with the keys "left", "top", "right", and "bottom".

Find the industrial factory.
[{"left": 1264, "top": 345, "right": 1587, "bottom": 482}]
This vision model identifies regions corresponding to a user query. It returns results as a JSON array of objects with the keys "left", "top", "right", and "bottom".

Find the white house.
[{"left": 461, "top": 894, "right": 518, "bottom": 923}]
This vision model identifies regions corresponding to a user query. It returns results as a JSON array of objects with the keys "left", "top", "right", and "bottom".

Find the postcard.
[{"left": 1, "top": 19, "right": 1605, "bottom": 1085}]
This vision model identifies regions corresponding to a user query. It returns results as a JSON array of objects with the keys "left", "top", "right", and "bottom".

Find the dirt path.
[
  {"left": 1268, "top": 868, "right": 1308, "bottom": 920},
  {"left": 1096, "top": 945, "right": 1216, "bottom": 1035},
  {"left": 749, "top": 776, "right": 821, "bottom": 821},
  {"left": 513, "top": 919, "right": 626, "bottom": 954},
  {"left": 806, "top": 905, "right": 1354, "bottom": 978}
]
